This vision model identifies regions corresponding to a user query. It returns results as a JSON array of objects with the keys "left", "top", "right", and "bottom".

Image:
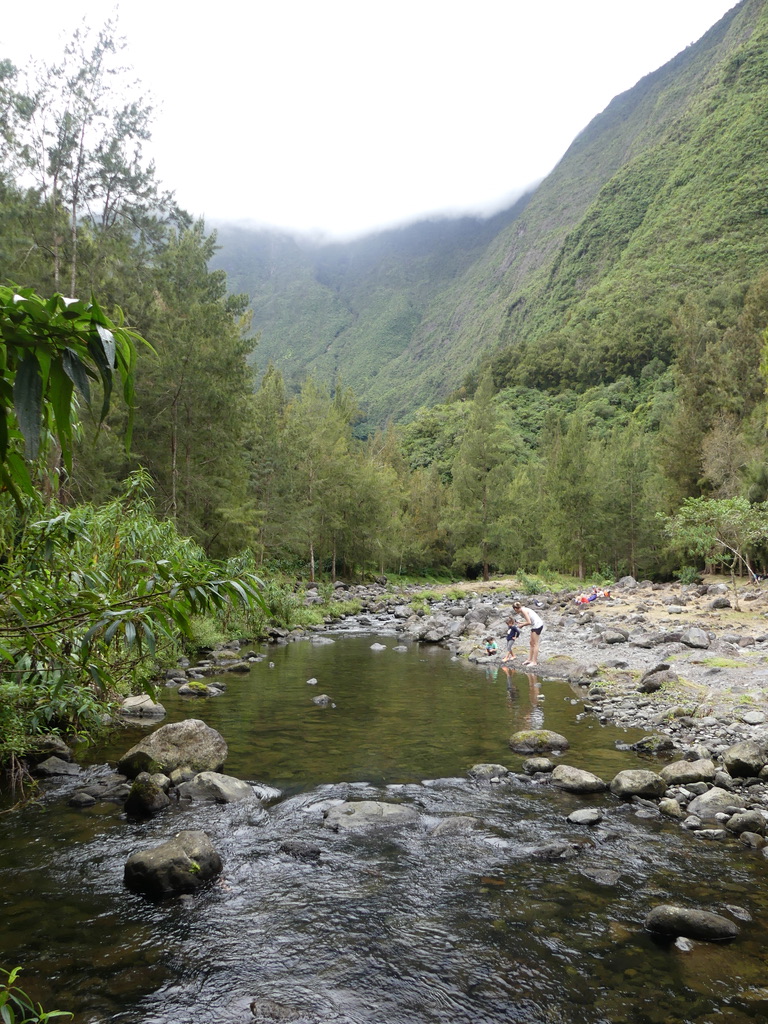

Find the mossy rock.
[{"left": 509, "top": 729, "right": 570, "bottom": 754}]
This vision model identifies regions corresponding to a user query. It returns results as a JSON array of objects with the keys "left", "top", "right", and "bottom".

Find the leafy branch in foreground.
[
  {"left": 0, "top": 476, "right": 267, "bottom": 752},
  {"left": 0, "top": 286, "right": 150, "bottom": 507},
  {"left": 0, "top": 966, "right": 72, "bottom": 1023}
]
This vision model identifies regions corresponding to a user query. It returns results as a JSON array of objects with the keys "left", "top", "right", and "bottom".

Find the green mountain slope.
[
  {"left": 211, "top": 202, "right": 528, "bottom": 421},
  {"left": 213, "top": 0, "right": 767, "bottom": 425}
]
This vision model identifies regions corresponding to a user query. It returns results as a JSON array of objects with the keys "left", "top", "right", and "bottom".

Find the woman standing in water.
[{"left": 512, "top": 601, "right": 544, "bottom": 667}]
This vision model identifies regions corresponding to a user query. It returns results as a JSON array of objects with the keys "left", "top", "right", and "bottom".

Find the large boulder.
[
  {"left": 687, "top": 787, "right": 745, "bottom": 820},
  {"left": 637, "top": 666, "right": 677, "bottom": 693},
  {"left": 609, "top": 770, "right": 666, "bottom": 799},
  {"left": 176, "top": 771, "right": 254, "bottom": 803},
  {"left": 680, "top": 628, "right": 710, "bottom": 650},
  {"left": 722, "top": 739, "right": 768, "bottom": 778},
  {"left": 509, "top": 730, "right": 570, "bottom": 754},
  {"left": 645, "top": 905, "right": 738, "bottom": 942},
  {"left": 117, "top": 719, "right": 228, "bottom": 779},
  {"left": 550, "top": 765, "right": 607, "bottom": 794},
  {"left": 659, "top": 759, "right": 716, "bottom": 786},
  {"left": 323, "top": 800, "right": 419, "bottom": 831},
  {"left": 124, "top": 830, "right": 222, "bottom": 898}
]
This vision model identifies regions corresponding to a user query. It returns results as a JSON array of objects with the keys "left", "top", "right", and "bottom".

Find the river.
[{"left": 2, "top": 630, "right": 768, "bottom": 1023}]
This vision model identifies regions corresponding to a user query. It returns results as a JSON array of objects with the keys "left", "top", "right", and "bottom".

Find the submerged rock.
[
  {"left": 323, "top": 800, "right": 419, "bottom": 831},
  {"left": 645, "top": 905, "right": 739, "bottom": 942}
]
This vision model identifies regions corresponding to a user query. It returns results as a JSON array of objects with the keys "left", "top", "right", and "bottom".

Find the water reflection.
[{"left": 2, "top": 636, "right": 768, "bottom": 1023}]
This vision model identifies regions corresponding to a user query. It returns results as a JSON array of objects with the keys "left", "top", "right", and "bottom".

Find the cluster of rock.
[
  {"left": 468, "top": 725, "right": 768, "bottom": 939},
  {"left": 49, "top": 719, "right": 277, "bottom": 899},
  {"left": 509, "top": 727, "right": 768, "bottom": 846},
  {"left": 115, "top": 643, "right": 268, "bottom": 718}
]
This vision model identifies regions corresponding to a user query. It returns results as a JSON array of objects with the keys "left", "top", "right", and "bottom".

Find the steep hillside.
[
  {"left": 213, "top": 0, "right": 766, "bottom": 425},
  {"left": 211, "top": 202, "right": 528, "bottom": 425}
]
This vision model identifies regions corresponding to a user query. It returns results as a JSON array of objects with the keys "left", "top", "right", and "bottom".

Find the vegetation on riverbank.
[{"left": 3, "top": 12, "right": 768, "bottom": 771}]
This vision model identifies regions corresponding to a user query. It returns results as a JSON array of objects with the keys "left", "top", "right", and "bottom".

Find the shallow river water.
[{"left": 3, "top": 631, "right": 768, "bottom": 1024}]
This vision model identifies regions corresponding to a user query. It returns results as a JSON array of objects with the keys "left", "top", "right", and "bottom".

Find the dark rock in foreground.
[{"left": 124, "top": 829, "right": 222, "bottom": 898}]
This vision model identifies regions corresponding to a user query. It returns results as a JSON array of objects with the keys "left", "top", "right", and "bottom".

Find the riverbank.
[{"left": 360, "top": 574, "right": 768, "bottom": 760}]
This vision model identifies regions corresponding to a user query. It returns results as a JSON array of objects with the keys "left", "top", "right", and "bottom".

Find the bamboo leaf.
[
  {"left": 49, "top": 360, "right": 74, "bottom": 474},
  {"left": 62, "top": 347, "right": 92, "bottom": 403},
  {"left": 13, "top": 352, "right": 42, "bottom": 459}
]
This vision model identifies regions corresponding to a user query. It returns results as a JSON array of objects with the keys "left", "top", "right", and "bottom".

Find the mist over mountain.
[{"left": 212, "top": 0, "right": 765, "bottom": 429}]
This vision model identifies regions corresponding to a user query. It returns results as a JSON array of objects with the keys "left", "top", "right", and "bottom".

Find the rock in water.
[
  {"left": 124, "top": 830, "right": 222, "bottom": 898},
  {"left": 609, "top": 769, "right": 666, "bottom": 799},
  {"left": 509, "top": 729, "right": 570, "bottom": 754},
  {"left": 551, "top": 764, "right": 607, "bottom": 793},
  {"left": 117, "top": 719, "right": 228, "bottom": 779},
  {"left": 323, "top": 800, "right": 419, "bottom": 831},
  {"left": 645, "top": 905, "right": 738, "bottom": 942}
]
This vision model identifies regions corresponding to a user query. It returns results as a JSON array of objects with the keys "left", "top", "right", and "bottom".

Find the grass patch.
[{"left": 698, "top": 657, "right": 750, "bottom": 669}]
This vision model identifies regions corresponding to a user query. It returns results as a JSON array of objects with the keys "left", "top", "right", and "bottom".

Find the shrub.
[{"left": 676, "top": 565, "right": 703, "bottom": 586}]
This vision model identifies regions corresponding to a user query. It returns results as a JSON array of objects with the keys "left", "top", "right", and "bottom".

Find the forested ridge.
[{"left": 2, "top": 2, "right": 768, "bottom": 781}]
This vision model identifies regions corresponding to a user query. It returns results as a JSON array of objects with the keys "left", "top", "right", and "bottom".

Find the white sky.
[{"left": 2, "top": 0, "right": 739, "bottom": 239}]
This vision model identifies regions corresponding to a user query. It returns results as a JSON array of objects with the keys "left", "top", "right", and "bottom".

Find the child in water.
[
  {"left": 512, "top": 601, "right": 544, "bottom": 667},
  {"left": 502, "top": 618, "right": 521, "bottom": 663}
]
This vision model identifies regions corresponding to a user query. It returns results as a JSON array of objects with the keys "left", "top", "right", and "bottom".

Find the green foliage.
[
  {"left": 186, "top": 615, "right": 227, "bottom": 651},
  {"left": 664, "top": 495, "right": 768, "bottom": 606},
  {"left": 515, "top": 572, "right": 547, "bottom": 595},
  {"left": 0, "top": 474, "right": 267, "bottom": 761},
  {"left": 0, "top": 967, "right": 71, "bottom": 1023},
  {"left": 0, "top": 286, "right": 146, "bottom": 506},
  {"left": 675, "top": 565, "right": 703, "bottom": 586}
]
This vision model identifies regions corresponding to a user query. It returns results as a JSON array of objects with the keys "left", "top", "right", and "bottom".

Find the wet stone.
[{"left": 567, "top": 808, "right": 603, "bottom": 826}]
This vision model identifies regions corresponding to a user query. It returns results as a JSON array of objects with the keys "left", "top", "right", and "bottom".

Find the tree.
[
  {"left": 539, "top": 413, "right": 603, "bottom": 579},
  {"left": 129, "top": 222, "right": 257, "bottom": 556},
  {"left": 599, "top": 422, "right": 662, "bottom": 578},
  {"left": 10, "top": 15, "right": 167, "bottom": 294},
  {"left": 664, "top": 496, "right": 768, "bottom": 609},
  {"left": 280, "top": 377, "right": 356, "bottom": 581},
  {"left": 444, "top": 370, "right": 511, "bottom": 580}
]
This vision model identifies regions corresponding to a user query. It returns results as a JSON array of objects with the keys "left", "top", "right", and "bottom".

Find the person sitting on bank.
[{"left": 484, "top": 636, "right": 498, "bottom": 656}]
